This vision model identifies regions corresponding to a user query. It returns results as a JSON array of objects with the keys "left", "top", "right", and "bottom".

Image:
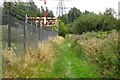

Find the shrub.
[
  {"left": 58, "top": 20, "right": 67, "bottom": 37},
  {"left": 77, "top": 30, "right": 119, "bottom": 78},
  {"left": 65, "top": 34, "right": 85, "bottom": 59},
  {"left": 71, "top": 13, "right": 118, "bottom": 34}
]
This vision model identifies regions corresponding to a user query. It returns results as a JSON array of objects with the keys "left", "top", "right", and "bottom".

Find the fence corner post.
[{"left": 24, "top": 14, "right": 27, "bottom": 53}]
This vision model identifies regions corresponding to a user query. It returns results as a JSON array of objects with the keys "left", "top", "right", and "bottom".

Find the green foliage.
[
  {"left": 82, "top": 30, "right": 119, "bottom": 78},
  {"left": 52, "top": 25, "right": 58, "bottom": 31},
  {"left": 68, "top": 7, "right": 82, "bottom": 23},
  {"left": 59, "top": 7, "right": 82, "bottom": 24},
  {"left": 58, "top": 20, "right": 67, "bottom": 37},
  {"left": 59, "top": 8, "right": 118, "bottom": 35},
  {"left": 65, "top": 34, "right": 85, "bottom": 58},
  {"left": 3, "top": 30, "right": 119, "bottom": 78},
  {"left": 83, "top": 10, "right": 90, "bottom": 14},
  {"left": 59, "top": 14, "right": 69, "bottom": 24},
  {"left": 97, "top": 39, "right": 118, "bottom": 78},
  {"left": 48, "top": 40, "right": 98, "bottom": 78},
  {"left": 66, "top": 22, "right": 74, "bottom": 34},
  {"left": 40, "top": 6, "right": 54, "bottom": 17},
  {"left": 71, "top": 11, "right": 118, "bottom": 34},
  {"left": 65, "top": 30, "right": 119, "bottom": 78},
  {"left": 118, "top": 19, "right": 120, "bottom": 31},
  {"left": 2, "top": 2, "right": 54, "bottom": 21},
  {"left": 104, "top": 8, "right": 116, "bottom": 16}
]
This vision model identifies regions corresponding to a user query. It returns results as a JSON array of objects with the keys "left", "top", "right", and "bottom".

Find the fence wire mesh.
[
  {"left": 0, "top": 25, "right": 1, "bottom": 78},
  {"left": 2, "top": 14, "right": 58, "bottom": 56}
]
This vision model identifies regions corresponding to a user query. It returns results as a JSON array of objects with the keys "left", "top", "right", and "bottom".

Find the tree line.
[
  {"left": 2, "top": 2, "right": 54, "bottom": 21},
  {"left": 1, "top": 2, "right": 119, "bottom": 37},
  {"left": 58, "top": 7, "right": 119, "bottom": 37}
]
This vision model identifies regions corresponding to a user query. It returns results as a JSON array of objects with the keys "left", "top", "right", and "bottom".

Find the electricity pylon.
[{"left": 56, "top": 0, "right": 71, "bottom": 17}]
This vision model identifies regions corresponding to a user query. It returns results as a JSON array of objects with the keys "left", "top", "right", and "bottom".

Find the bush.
[
  {"left": 71, "top": 12, "right": 118, "bottom": 34},
  {"left": 77, "top": 30, "right": 119, "bottom": 78},
  {"left": 58, "top": 20, "right": 67, "bottom": 37},
  {"left": 65, "top": 34, "right": 85, "bottom": 59},
  {"left": 97, "top": 38, "right": 118, "bottom": 78}
]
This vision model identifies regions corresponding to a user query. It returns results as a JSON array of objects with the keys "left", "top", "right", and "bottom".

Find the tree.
[
  {"left": 59, "top": 14, "right": 69, "bottom": 24},
  {"left": 40, "top": 6, "right": 54, "bottom": 17},
  {"left": 71, "top": 11, "right": 118, "bottom": 34},
  {"left": 104, "top": 8, "right": 116, "bottom": 16},
  {"left": 58, "top": 20, "right": 67, "bottom": 37},
  {"left": 68, "top": 7, "right": 81, "bottom": 23},
  {"left": 72, "top": 12, "right": 98, "bottom": 34},
  {"left": 83, "top": 10, "right": 90, "bottom": 14},
  {"left": 48, "top": 10, "right": 54, "bottom": 17},
  {"left": 2, "top": 2, "right": 54, "bottom": 21}
]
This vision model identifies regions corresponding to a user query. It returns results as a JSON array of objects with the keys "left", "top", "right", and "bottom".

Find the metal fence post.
[
  {"left": 39, "top": 27, "right": 40, "bottom": 41},
  {"left": 24, "top": 14, "right": 27, "bottom": 53},
  {"left": 8, "top": 2, "right": 11, "bottom": 49}
]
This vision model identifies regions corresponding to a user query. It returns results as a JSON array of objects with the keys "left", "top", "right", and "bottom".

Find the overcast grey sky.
[
  {"left": 33, "top": 0, "right": 119, "bottom": 16},
  {"left": 0, "top": 0, "right": 119, "bottom": 17}
]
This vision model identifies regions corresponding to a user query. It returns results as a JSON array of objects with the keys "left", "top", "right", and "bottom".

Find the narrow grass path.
[{"left": 48, "top": 41, "right": 98, "bottom": 78}]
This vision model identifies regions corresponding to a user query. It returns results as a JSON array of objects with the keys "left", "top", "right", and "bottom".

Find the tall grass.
[
  {"left": 65, "top": 29, "right": 119, "bottom": 78},
  {"left": 2, "top": 30, "right": 119, "bottom": 78},
  {"left": 2, "top": 40, "right": 56, "bottom": 78}
]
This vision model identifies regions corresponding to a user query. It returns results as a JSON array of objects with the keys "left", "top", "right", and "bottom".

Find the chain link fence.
[
  {"left": 2, "top": 14, "right": 58, "bottom": 56},
  {"left": 0, "top": 25, "right": 1, "bottom": 78}
]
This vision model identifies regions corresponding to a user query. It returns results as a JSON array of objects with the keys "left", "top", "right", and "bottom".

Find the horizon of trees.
[
  {"left": 1, "top": 2, "right": 119, "bottom": 37},
  {"left": 2, "top": 2, "right": 54, "bottom": 21},
  {"left": 58, "top": 7, "right": 119, "bottom": 37}
]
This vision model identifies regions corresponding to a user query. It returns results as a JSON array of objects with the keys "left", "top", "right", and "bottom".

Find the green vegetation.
[
  {"left": 3, "top": 30, "right": 119, "bottom": 78},
  {"left": 58, "top": 20, "right": 67, "bottom": 37},
  {"left": 72, "top": 12, "right": 117, "bottom": 34},
  {"left": 47, "top": 40, "right": 98, "bottom": 78},
  {"left": 59, "top": 8, "right": 118, "bottom": 37},
  {"left": 3, "top": 42, "right": 55, "bottom": 78},
  {"left": 65, "top": 29, "right": 119, "bottom": 78},
  {"left": 57, "top": 8, "right": 119, "bottom": 78},
  {"left": 2, "top": 2, "right": 54, "bottom": 21},
  {"left": 1, "top": 2, "right": 119, "bottom": 79}
]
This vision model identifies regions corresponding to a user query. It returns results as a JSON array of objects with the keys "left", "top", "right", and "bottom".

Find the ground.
[{"left": 47, "top": 38, "right": 98, "bottom": 78}]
